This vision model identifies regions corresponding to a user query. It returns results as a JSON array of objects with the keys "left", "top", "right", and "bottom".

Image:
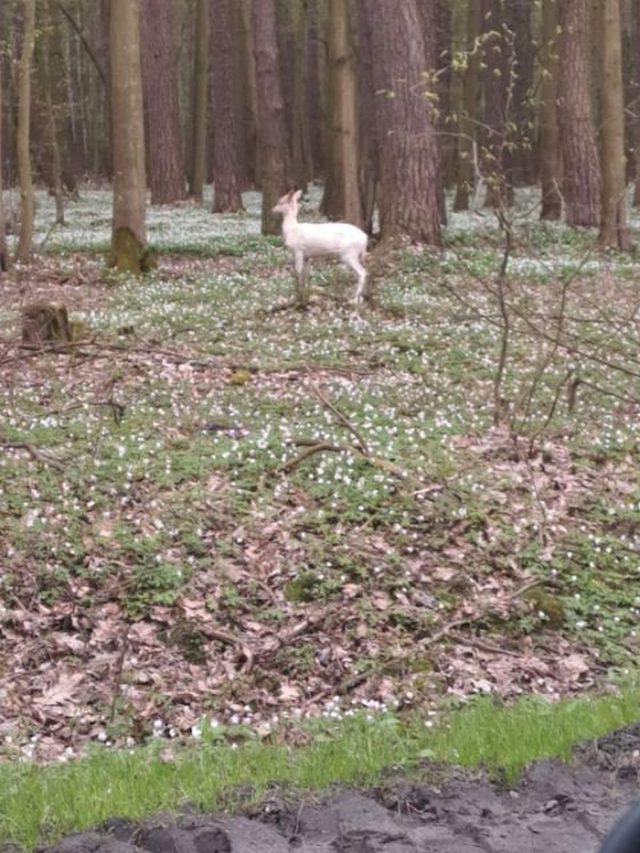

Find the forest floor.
[{"left": 0, "top": 186, "right": 640, "bottom": 845}]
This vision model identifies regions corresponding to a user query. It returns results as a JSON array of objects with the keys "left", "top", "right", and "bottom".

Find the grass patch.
[{"left": 2, "top": 681, "right": 640, "bottom": 850}]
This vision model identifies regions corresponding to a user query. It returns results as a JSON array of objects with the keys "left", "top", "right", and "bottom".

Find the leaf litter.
[{"left": 0, "top": 200, "right": 640, "bottom": 762}]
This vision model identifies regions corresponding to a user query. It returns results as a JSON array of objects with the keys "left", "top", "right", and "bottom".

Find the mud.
[{"left": 37, "top": 725, "right": 640, "bottom": 853}]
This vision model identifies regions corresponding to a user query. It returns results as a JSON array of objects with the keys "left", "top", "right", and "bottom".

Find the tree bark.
[
  {"left": 539, "top": 0, "right": 562, "bottom": 220},
  {"left": 482, "top": 0, "right": 513, "bottom": 209},
  {"left": 507, "top": 0, "right": 535, "bottom": 186},
  {"left": 252, "top": 0, "right": 290, "bottom": 235},
  {"left": 0, "top": 57, "right": 8, "bottom": 272},
  {"left": 322, "top": 0, "right": 362, "bottom": 225},
  {"left": 140, "top": 0, "right": 186, "bottom": 204},
  {"left": 189, "top": 0, "right": 209, "bottom": 202},
  {"left": 598, "top": 0, "right": 631, "bottom": 249},
  {"left": 357, "top": 0, "right": 441, "bottom": 245},
  {"left": 40, "top": 0, "right": 65, "bottom": 225},
  {"left": 17, "top": 0, "right": 36, "bottom": 263},
  {"left": 633, "top": 0, "right": 640, "bottom": 205},
  {"left": 110, "top": 0, "right": 148, "bottom": 271},
  {"left": 211, "top": 0, "right": 244, "bottom": 212},
  {"left": 454, "top": 0, "right": 481, "bottom": 211},
  {"left": 558, "top": 0, "right": 601, "bottom": 227}
]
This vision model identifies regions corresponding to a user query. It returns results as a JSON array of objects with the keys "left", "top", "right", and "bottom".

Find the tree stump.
[{"left": 21, "top": 303, "right": 72, "bottom": 347}]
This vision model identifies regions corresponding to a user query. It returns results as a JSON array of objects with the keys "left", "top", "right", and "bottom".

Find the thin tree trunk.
[
  {"left": 211, "top": 0, "right": 244, "bottom": 212},
  {"left": 252, "top": 0, "right": 290, "bottom": 235},
  {"left": 358, "top": 0, "right": 441, "bottom": 245},
  {"left": 599, "top": 0, "right": 631, "bottom": 249},
  {"left": 238, "top": 0, "right": 259, "bottom": 188},
  {"left": 0, "top": 59, "right": 8, "bottom": 272},
  {"left": 508, "top": 0, "right": 535, "bottom": 186},
  {"left": 454, "top": 0, "right": 481, "bottom": 211},
  {"left": 482, "top": 0, "right": 513, "bottom": 209},
  {"left": 632, "top": 0, "right": 640, "bottom": 205},
  {"left": 322, "top": 0, "right": 362, "bottom": 225},
  {"left": 41, "top": 0, "right": 65, "bottom": 225},
  {"left": 539, "top": 0, "right": 562, "bottom": 220},
  {"left": 110, "top": 0, "right": 148, "bottom": 270},
  {"left": 558, "top": 0, "right": 601, "bottom": 227},
  {"left": 17, "top": 0, "right": 36, "bottom": 262},
  {"left": 189, "top": 0, "right": 209, "bottom": 202}
]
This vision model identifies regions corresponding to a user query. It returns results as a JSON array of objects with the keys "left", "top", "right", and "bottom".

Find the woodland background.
[{"left": 0, "top": 0, "right": 637, "bottom": 267}]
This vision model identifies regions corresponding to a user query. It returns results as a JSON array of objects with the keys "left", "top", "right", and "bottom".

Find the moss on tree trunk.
[{"left": 109, "top": 227, "right": 156, "bottom": 274}]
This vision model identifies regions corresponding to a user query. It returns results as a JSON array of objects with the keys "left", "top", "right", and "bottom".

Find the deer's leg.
[{"left": 293, "top": 250, "right": 309, "bottom": 309}]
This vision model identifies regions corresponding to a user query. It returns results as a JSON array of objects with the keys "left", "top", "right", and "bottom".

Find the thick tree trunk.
[
  {"left": 539, "top": 0, "right": 562, "bottom": 220},
  {"left": 252, "top": 0, "right": 290, "bottom": 235},
  {"left": 189, "top": 0, "right": 209, "bottom": 202},
  {"left": 17, "top": 0, "right": 36, "bottom": 263},
  {"left": 454, "top": 0, "right": 481, "bottom": 211},
  {"left": 322, "top": 0, "right": 362, "bottom": 226},
  {"left": 558, "top": 0, "right": 601, "bottom": 227},
  {"left": 140, "top": 0, "right": 186, "bottom": 204},
  {"left": 110, "top": 0, "right": 148, "bottom": 271},
  {"left": 599, "top": 0, "right": 631, "bottom": 249},
  {"left": 358, "top": 0, "right": 441, "bottom": 245},
  {"left": 211, "top": 0, "right": 244, "bottom": 212}
]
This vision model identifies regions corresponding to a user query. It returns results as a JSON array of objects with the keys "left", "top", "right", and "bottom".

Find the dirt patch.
[{"left": 38, "top": 725, "right": 640, "bottom": 853}]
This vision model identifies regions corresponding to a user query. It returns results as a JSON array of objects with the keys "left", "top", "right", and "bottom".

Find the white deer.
[{"left": 272, "top": 190, "right": 368, "bottom": 306}]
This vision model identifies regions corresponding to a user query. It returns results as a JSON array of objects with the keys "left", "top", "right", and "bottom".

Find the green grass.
[{"left": 2, "top": 682, "right": 640, "bottom": 850}]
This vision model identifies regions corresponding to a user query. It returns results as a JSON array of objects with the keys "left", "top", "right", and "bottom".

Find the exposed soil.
[{"left": 36, "top": 724, "right": 640, "bottom": 853}]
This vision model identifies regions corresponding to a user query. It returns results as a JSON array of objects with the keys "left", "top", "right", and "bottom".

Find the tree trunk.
[
  {"left": 558, "top": 0, "right": 601, "bottom": 227},
  {"left": 238, "top": 0, "right": 259, "bottom": 188},
  {"left": 353, "top": 0, "right": 378, "bottom": 234},
  {"left": 599, "top": 0, "right": 631, "bottom": 249},
  {"left": 17, "top": 0, "right": 36, "bottom": 263},
  {"left": 453, "top": 0, "right": 481, "bottom": 211},
  {"left": 631, "top": 0, "right": 640, "bottom": 204},
  {"left": 252, "top": 0, "right": 290, "bottom": 235},
  {"left": 507, "top": 0, "right": 535, "bottom": 186},
  {"left": 0, "top": 58, "right": 8, "bottom": 272},
  {"left": 482, "top": 0, "right": 513, "bottom": 209},
  {"left": 539, "top": 0, "right": 562, "bottom": 220},
  {"left": 357, "top": 0, "right": 441, "bottom": 245},
  {"left": 140, "top": 0, "right": 186, "bottom": 204},
  {"left": 288, "top": 1, "right": 312, "bottom": 190},
  {"left": 189, "top": 0, "right": 209, "bottom": 202},
  {"left": 211, "top": 0, "right": 244, "bottom": 212},
  {"left": 322, "top": 0, "right": 362, "bottom": 225},
  {"left": 40, "top": 0, "right": 65, "bottom": 225},
  {"left": 109, "top": 0, "right": 148, "bottom": 272}
]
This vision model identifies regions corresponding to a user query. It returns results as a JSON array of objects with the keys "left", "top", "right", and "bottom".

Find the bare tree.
[
  {"left": 558, "top": 0, "right": 601, "bottom": 227},
  {"left": 357, "top": 0, "right": 441, "bottom": 245},
  {"left": 211, "top": 0, "right": 244, "bottom": 212},
  {"left": 599, "top": 0, "right": 631, "bottom": 249},
  {"left": 140, "top": 0, "right": 186, "bottom": 204},
  {"left": 17, "top": 0, "right": 36, "bottom": 262},
  {"left": 109, "top": 0, "right": 148, "bottom": 272},
  {"left": 322, "top": 0, "right": 362, "bottom": 225},
  {"left": 189, "top": 0, "right": 209, "bottom": 202},
  {"left": 454, "top": 0, "right": 482, "bottom": 211},
  {"left": 539, "top": 0, "right": 562, "bottom": 220},
  {"left": 252, "top": 0, "right": 290, "bottom": 235}
]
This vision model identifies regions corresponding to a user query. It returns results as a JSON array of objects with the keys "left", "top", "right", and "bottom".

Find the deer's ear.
[{"left": 293, "top": 189, "right": 303, "bottom": 201}]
